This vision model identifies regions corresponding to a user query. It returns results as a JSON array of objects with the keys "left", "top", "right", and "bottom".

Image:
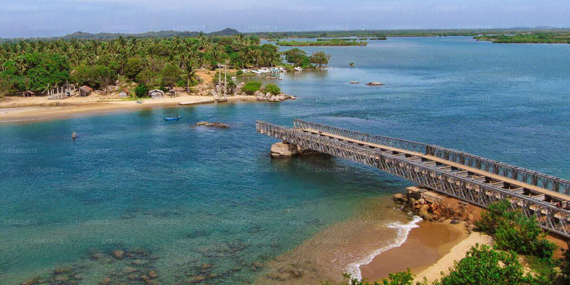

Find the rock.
[
  {"left": 91, "top": 253, "right": 105, "bottom": 260},
  {"left": 291, "top": 269, "right": 303, "bottom": 278},
  {"left": 131, "top": 259, "right": 148, "bottom": 266},
  {"left": 100, "top": 277, "right": 112, "bottom": 285},
  {"left": 128, "top": 273, "right": 140, "bottom": 280},
  {"left": 54, "top": 267, "right": 71, "bottom": 275},
  {"left": 54, "top": 275, "right": 69, "bottom": 282},
  {"left": 252, "top": 261, "right": 263, "bottom": 269},
  {"left": 450, "top": 218, "right": 460, "bottom": 225},
  {"left": 21, "top": 276, "right": 41, "bottom": 285},
  {"left": 148, "top": 270, "right": 159, "bottom": 279},
  {"left": 74, "top": 274, "right": 84, "bottom": 280},
  {"left": 201, "top": 263, "right": 212, "bottom": 270},
  {"left": 112, "top": 250, "right": 125, "bottom": 259},
  {"left": 417, "top": 198, "right": 425, "bottom": 204},
  {"left": 418, "top": 208, "right": 432, "bottom": 221},
  {"left": 393, "top": 193, "right": 405, "bottom": 202}
]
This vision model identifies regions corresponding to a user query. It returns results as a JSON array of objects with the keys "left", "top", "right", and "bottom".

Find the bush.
[
  {"left": 476, "top": 200, "right": 557, "bottom": 259},
  {"left": 264, "top": 84, "right": 281, "bottom": 95},
  {"left": 242, "top": 81, "right": 262, "bottom": 95},
  {"left": 135, "top": 84, "right": 149, "bottom": 97},
  {"left": 436, "top": 244, "right": 542, "bottom": 285},
  {"left": 236, "top": 70, "right": 243, "bottom": 75}
]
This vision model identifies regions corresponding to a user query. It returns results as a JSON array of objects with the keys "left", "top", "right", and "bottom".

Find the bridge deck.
[
  {"left": 257, "top": 120, "right": 570, "bottom": 237},
  {"left": 304, "top": 128, "right": 570, "bottom": 203}
]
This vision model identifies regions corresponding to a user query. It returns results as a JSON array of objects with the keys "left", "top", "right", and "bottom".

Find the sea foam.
[{"left": 346, "top": 215, "right": 423, "bottom": 281}]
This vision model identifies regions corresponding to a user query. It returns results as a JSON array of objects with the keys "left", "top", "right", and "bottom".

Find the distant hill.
[
  {"left": 209, "top": 28, "right": 240, "bottom": 36},
  {"left": 0, "top": 28, "right": 241, "bottom": 43}
]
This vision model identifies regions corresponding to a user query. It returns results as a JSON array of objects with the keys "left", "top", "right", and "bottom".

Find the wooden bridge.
[{"left": 256, "top": 119, "right": 570, "bottom": 238}]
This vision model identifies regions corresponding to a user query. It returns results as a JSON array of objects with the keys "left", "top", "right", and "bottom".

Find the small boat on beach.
[
  {"left": 294, "top": 67, "right": 303, "bottom": 72},
  {"left": 164, "top": 116, "right": 182, "bottom": 121}
]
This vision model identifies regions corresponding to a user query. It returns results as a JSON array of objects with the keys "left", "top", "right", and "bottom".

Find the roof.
[
  {"left": 149, "top": 89, "right": 165, "bottom": 95},
  {"left": 121, "top": 88, "right": 130, "bottom": 94},
  {"left": 80, "top": 86, "right": 93, "bottom": 92}
]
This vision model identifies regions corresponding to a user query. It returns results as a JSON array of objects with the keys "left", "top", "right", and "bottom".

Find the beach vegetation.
[
  {"left": 135, "top": 84, "right": 149, "bottom": 97},
  {"left": 160, "top": 64, "right": 182, "bottom": 88},
  {"left": 435, "top": 244, "right": 546, "bottom": 285},
  {"left": 242, "top": 81, "right": 262, "bottom": 95},
  {"left": 264, "top": 84, "right": 281, "bottom": 95},
  {"left": 476, "top": 200, "right": 557, "bottom": 259}
]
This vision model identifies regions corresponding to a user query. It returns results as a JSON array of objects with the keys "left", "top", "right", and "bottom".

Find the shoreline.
[
  {"left": 359, "top": 220, "right": 475, "bottom": 282},
  {"left": 0, "top": 94, "right": 267, "bottom": 124}
]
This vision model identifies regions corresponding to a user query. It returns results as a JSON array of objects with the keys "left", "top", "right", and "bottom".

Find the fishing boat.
[
  {"left": 163, "top": 116, "right": 182, "bottom": 121},
  {"left": 350, "top": 81, "right": 358, "bottom": 84}
]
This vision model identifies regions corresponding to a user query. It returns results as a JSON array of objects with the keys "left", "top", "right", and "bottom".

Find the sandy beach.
[
  {"left": 360, "top": 220, "right": 471, "bottom": 282},
  {"left": 0, "top": 93, "right": 263, "bottom": 124}
]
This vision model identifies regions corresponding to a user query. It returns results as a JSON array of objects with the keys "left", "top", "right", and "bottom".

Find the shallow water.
[{"left": 1, "top": 37, "right": 569, "bottom": 283}]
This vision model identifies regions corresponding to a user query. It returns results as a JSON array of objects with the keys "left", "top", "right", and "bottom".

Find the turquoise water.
[{"left": 1, "top": 37, "right": 569, "bottom": 283}]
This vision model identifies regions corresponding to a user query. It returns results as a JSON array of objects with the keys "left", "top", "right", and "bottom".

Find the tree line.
[{"left": 0, "top": 34, "right": 285, "bottom": 94}]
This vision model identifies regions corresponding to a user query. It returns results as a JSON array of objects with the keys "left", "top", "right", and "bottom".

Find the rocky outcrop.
[
  {"left": 270, "top": 142, "right": 315, "bottom": 158},
  {"left": 196, "top": 122, "right": 229, "bottom": 128},
  {"left": 394, "top": 186, "right": 483, "bottom": 225},
  {"left": 254, "top": 91, "right": 296, "bottom": 102}
]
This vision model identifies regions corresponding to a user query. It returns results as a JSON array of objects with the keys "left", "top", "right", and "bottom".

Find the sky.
[{"left": 0, "top": 0, "right": 568, "bottom": 38}]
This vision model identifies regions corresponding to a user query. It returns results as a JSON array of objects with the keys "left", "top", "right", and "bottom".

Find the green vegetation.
[
  {"left": 0, "top": 34, "right": 281, "bottom": 95},
  {"left": 476, "top": 200, "right": 557, "bottom": 259},
  {"left": 436, "top": 244, "right": 546, "bottom": 285},
  {"left": 241, "top": 81, "right": 262, "bottom": 95},
  {"left": 277, "top": 39, "right": 367, "bottom": 46},
  {"left": 475, "top": 33, "right": 570, "bottom": 44},
  {"left": 263, "top": 84, "right": 281, "bottom": 95},
  {"left": 283, "top": 48, "right": 331, "bottom": 68},
  {"left": 135, "top": 84, "right": 149, "bottom": 97}
]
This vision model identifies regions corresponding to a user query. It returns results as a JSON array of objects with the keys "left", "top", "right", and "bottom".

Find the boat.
[
  {"left": 163, "top": 116, "right": 182, "bottom": 121},
  {"left": 294, "top": 67, "right": 303, "bottom": 72},
  {"left": 366, "top": 82, "right": 384, "bottom": 86},
  {"left": 350, "top": 81, "right": 358, "bottom": 84}
]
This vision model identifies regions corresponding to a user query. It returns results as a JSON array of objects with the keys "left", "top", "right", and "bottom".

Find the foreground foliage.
[
  {"left": 476, "top": 200, "right": 557, "bottom": 259},
  {"left": 435, "top": 244, "right": 546, "bottom": 285}
]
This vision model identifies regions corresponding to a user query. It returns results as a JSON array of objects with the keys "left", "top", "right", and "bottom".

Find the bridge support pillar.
[{"left": 270, "top": 141, "right": 311, "bottom": 158}]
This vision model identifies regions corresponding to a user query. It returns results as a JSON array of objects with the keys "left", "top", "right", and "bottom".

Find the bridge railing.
[
  {"left": 293, "top": 119, "right": 570, "bottom": 195},
  {"left": 257, "top": 120, "right": 570, "bottom": 237}
]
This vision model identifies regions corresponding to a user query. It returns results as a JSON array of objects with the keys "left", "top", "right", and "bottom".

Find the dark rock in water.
[
  {"left": 201, "top": 263, "right": 212, "bottom": 270},
  {"left": 54, "top": 275, "right": 69, "bottom": 282},
  {"left": 111, "top": 250, "right": 125, "bottom": 259},
  {"left": 247, "top": 226, "right": 263, "bottom": 234},
  {"left": 21, "top": 276, "right": 41, "bottom": 285},
  {"left": 128, "top": 273, "right": 140, "bottom": 280},
  {"left": 53, "top": 267, "right": 71, "bottom": 275},
  {"left": 148, "top": 270, "right": 159, "bottom": 279},
  {"left": 100, "top": 277, "right": 112, "bottom": 285}
]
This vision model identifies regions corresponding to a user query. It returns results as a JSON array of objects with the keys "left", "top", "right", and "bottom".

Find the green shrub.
[
  {"left": 436, "top": 244, "right": 542, "bottom": 285},
  {"left": 135, "top": 84, "right": 149, "bottom": 97},
  {"left": 236, "top": 70, "right": 244, "bottom": 75},
  {"left": 242, "top": 81, "right": 262, "bottom": 95},
  {"left": 264, "top": 84, "right": 281, "bottom": 95},
  {"left": 476, "top": 200, "right": 557, "bottom": 259}
]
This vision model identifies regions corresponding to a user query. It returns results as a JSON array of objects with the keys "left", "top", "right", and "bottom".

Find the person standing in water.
[{"left": 72, "top": 132, "right": 77, "bottom": 142}]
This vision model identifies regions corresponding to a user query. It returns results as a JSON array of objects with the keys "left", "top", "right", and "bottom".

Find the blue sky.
[{"left": 0, "top": 0, "right": 568, "bottom": 38}]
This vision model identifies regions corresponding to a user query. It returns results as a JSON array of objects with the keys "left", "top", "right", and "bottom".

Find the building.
[
  {"left": 149, "top": 89, "right": 165, "bottom": 100},
  {"left": 119, "top": 88, "right": 130, "bottom": 98},
  {"left": 79, "top": 86, "right": 93, "bottom": 97},
  {"left": 169, "top": 89, "right": 177, "bottom": 97},
  {"left": 23, "top": 90, "right": 34, "bottom": 97}
]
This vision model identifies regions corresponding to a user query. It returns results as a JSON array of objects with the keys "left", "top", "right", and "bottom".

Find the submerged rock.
[
  {"left": 111, "top": 250, "right": 125, "bottom": 259},
  {"left": 148, "top": 270, "right": 159, "bottom": 279},
  {"left": 196, "top": 121, "right": 229, "bottom": 128}
]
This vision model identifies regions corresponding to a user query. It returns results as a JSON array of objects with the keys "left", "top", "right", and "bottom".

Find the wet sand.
[{"left": 360, "top": 221, "right": 468, "bottom": 282}]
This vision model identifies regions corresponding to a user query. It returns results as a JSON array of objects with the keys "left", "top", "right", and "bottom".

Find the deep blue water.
[{"left": 1, "top": 37, "right": 569, "bottom": 283}]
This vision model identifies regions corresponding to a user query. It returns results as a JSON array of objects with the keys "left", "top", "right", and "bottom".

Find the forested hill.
[{"left": 0, "top": 28, "right": 241, "bottom": 43}]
